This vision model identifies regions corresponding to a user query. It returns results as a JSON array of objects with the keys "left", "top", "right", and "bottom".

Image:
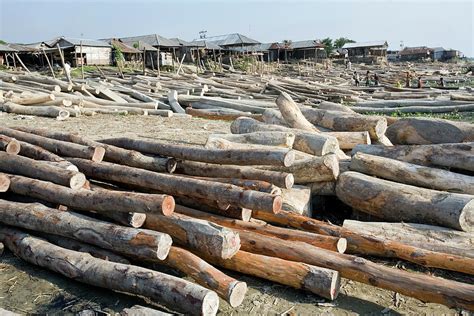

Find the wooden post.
[
  {"left": 14, "top": 53, "right": 30, "bottom": 72},
  {"left": 172, "top": 47, "right": 175, "bottom": 71},
  {"left": 80, "top": 41, "right": 84, "bottom": 80},
  {"left": 157, "top": 47, "right": 160, "bottom": 77},
  {"left": 142, "top": 48, "right": 146, "bottom": 75},
  {"left": 42, "top": 48, "right": 55, "bottom": 78},
  {"left": 56, "top": 44, "right": 70, "bottom": 82}
]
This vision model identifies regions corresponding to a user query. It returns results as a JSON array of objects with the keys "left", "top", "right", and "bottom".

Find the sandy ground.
[{"left": 0, "top": 113, "right": 471, "bottom": 315}]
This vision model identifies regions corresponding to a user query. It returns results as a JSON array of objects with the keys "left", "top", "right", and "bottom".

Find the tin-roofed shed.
[
  {"left": 44, "top": 36, "right": 112, "bottom": 66},
  {"left": 204, "top": 33, "right": 260, "bottom": 48}
]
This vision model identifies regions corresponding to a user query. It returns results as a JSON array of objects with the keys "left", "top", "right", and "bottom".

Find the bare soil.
[{"left": 0, "top": 113, "right": 470, "bottom": 315}]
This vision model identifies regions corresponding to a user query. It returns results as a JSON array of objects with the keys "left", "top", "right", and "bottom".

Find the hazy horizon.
[{"left": 1, "top": 0, "right": 473, "bottom": 56}]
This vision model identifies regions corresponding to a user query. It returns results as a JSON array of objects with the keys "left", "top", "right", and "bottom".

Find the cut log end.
[
  {"left": 69, "top": 173, "right": 87, "bottom": 190},
  {"left": 375, "top": 118, "right": 388, "bottom": 139},
  {"left": 330, "top": 271, "right": 341, "bottom": 300},
  {"left": 285, "top": 174, "right": 295, "bottom": 190},
  {"left": 0, "top": 175, "right": 10, "bottom": 192},
  {"left": 460, "top": 200, "right": 474, "bottom": 232},
  {"left": 92, "top": 147, "right": 106, "bottom": 162},
  {"left": 166, "top": 158, "right": 178, "bottom": 173},
  {"left": 155, "top": 234, "right": 173, "bottom": 260},
  {"left": 283, "top": 150, "right": 296, "bottom": 167},
  {"left": 303, "top": 266, "right": 341, "bottom": 300},
  {"left": 273, "top": 195, "right": 283, "bottom": 214},
  {"left": 162, "top": 195, "right": 176, "bottom": 216},
  {"left": 336, "top": 238, "right": 348, "bottom": 254},
  {"left": 5, "top": 139, "right": 21, "bottom": 155},
  {"left": 128, "top": 213, "right": 147, "bottom": 228},
  {"left": 56, "top": 110, "right": 70, "bottom": 121},
  {"left": 241, "top": 208, "right": 252, "bottom": 222},
  {"left": 227, "top": 281, "right": 248, "bottom": 308},
  {"left": 202, "top": 291, "right": 220, "bottom": 316}
]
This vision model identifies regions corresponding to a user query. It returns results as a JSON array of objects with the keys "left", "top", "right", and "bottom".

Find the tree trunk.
[
  {"left": 318, "top": 101, "right": 356, "bottom": 113},
  {"left": 386, "top": 118, "right": 474, "bottom": 145},
  {"left": 175, "top": 197, "right": 252, "bottom": 222},
  {"left": 2, "top": 101, "right": 70, "bottom": 120},
  {"left": 7, "top": 174, "right": 175, "bottom": 216},
  {"left": 144, "top": 212, "right": 240, "bottom": 259},
  {"left": 176, "top": 160, "right": 294, "bottom": 189},
  {"left": 16, "top": 74, "right": 72, "bottom": 92},
  {"left": 342, "top": 220, "right": 474, "bottom": 259},
  {"left": 0, "top": 200, "right": 172, "bottom": 260},
  {"left": 325, "top": 131, "right": 371, "bottom": 149},
  {"left": 352, "top": 142, "right": 474, "bottom": 172},
  {"left": 0, "top": 152, "right": 86, "bottom": 189},
  {"left": 120, "top": 305, "right": 171, "bottom": 316},
  {"left": 67, "top": 158, "right": 282, "bottom": 214},
  {"left": 167, "top": 90, "right": 185, "bottom": 113},
  {"left": 101, "top": 137, "right": 295, "bottom": 167},
  {"left": 17, "top": 140, "right": 78, "bottom": 171},
  {"left": 276, "top": 92, "right": 319, "bottom": 131},
  {"left": 0, "top": 227, "right": 218, "bottom": 316},
  {"left": 0, "top": 135, "right": 21, "bottom": 154},
  {"left": 281, "top": 185, "right": 312, "bottom": 216},
  {"left": 350, "top": 152, "right": 474, "bottom": 194},
  {"left": 308, "top": 181, "right": 336, "bottom": 195},
  {"left": 11, "top": 93, "right": 55, "bottom": 105},
  {"left": 0, "top": 127, "right": 105, "bottom": 162},
  {"left": 206, "top": 131, "right": 295, "bottom": 148},
  {"left": 352, "top": 104, "right": 474, "bottom": 114},
  {"left": 336, "top": 171, "right": 473, "bottom": 231},
  {"left": 185, "top": 107, "right": 263, "bottom": 121},
  {"left": 262, "top": 108, "right": 289, "bottom": 126}
]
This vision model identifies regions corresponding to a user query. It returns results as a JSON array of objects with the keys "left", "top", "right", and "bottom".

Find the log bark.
[
  {"left": 342, "top": 220, "right": 474, "bottom": 259},
  {"left": 176, "top": 160, "right": 294, "bottom": 189},
  {"left": 281, "top": 185, "right": 312, "bottom": 216},
  {"left": 67, "top": 158, "right": 282, "bottom": 213},
  {"left": 352, "top": 142, "right": 474, "bottom": 172},
  {"left": 0, "top": 152, "right": 86, "bottom": 189},
  {"left": 200, "top": 250, "right": 340, "bottom": 300},
  {"left": 162, "top": 246, "right": 247, "bottom": 307},
  {"left": 350, "top": 152, "right": 474, "bottom": 194},
  {"left": 185, "top": 107, "right": 263, "bottom": 121},
  {"left": 318, "top": 101, "right": 356, "bottom": 113},
  {"left": 175, "top": 205, "right": 346, "bottom": 253},
  {"left": 0, "top": 127, "right": 105, "bottom": 162},
  {"left": 352, "top": 104, "right": 474, "bottom": 114},
  {"left": 11, "top": 93, "right": 55, "bottom": 105},
  {"left": 0, "top": 135, "right": 21, "bottom": 154},
  {"left": 386, "top": 118, "right": 474, "bottom": 145},
  {"left": 17, "top": 140, "right": 78, "bottom": 171},
  {"left": 206, "top": 131, "right": 295, "bottom": 148},
  {"left": 336, "top": 171, "right": 473, "bottom": 231},
  {"left": 262, "top": 108, "right": 289, "bottom": 126},
  {"left": 258, "top": 154, "right": 339, "bottom": 184},
  {"left": 308, "top": 181, "right": 336, "bottom": 196},
  {"left": 276, "top": 92, "right": 319, "bottom": 131},
  {"left": 2, "top": 101, "right": 70, "bottom": 120},
  {"left": 0, "top": 200, "right": 172, "bottom": 260},
  {"left": 176, "top": 197, "right": 252, "bottom": 222},
  {"left": 0, "top": 227, "right": 218, "bottom": 316},
  {"left": 325, "top": 131, "right": 371, "bottom": 150},
  {"left": 167, "top": 90, "right": 186, "bottom": 113},
  {"left": 7, "top": 174, "right": 174, "bottom": 216},
  {"left": 101, "top": 137, "right": 295, "bottom": 167},
  {"left": 121, "top": 305, "right": 171, "bottom": 316}
]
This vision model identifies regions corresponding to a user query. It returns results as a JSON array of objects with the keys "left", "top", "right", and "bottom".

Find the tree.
[
  {"left": 334, "top": 37, "right": 356, "bottom": 49},
  {"left": 321, "top": 38, "right": 334, "bottom": 56},
  {"left": 0, "top": 40, "right": 7, "bottom": 45}
]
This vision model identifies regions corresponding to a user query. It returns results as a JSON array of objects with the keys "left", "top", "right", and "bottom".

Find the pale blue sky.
[{"left": 1, "top": 0, "right": 473, "bottom": 56}]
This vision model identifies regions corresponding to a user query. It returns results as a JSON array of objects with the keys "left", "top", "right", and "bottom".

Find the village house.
[
  {"left": 120, "top": 34, "right": 180, "bottom": 67},
  {"left": 399, "top": 46, "right": 432, "bottom": 61},
  {"left": 42, "top": 37, "right": 112, "bottom": 66},
  {"left": 0, "top": 43, "right": 17, "bottom": 66},
  {"left": 342, "top": 41, "right": 388, "bottom": 64}
]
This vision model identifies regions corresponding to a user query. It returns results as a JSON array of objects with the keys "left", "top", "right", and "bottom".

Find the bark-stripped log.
[
  {"left": 276, "top": 92, "right": 319, "bottom": 131},
  {"left": 167, "top": 90, "right": 186, "bottom": 113},
  {"left": 1, "top": 102, "right": 70, "bottom": 120},
  {"left": 0, "top": 135, "right": 21, "bottom": 154},
  {"left": 350, "top": 152, "right": 474, "bottom": 194},
  {"left": 11, "top": 93, "right": 55, "bottom": 105},
  {"left": 336, "top": 171, "right": 473, "bottom": 231},
  {"left": 17, "top": 140, "right": 78, "bottom": 171},
  {"left": 0, "top": 127, "right": 105, "bottom": 162},
  {"left": 0, "top": 200, "right": 172, "bottom": 260},
  {"left": 101, "top": 137, "right": 295, "bottom": 167},
  {"left": 0, "top": 174, "right": 11, "bottom": 192},
  {"left": 262, "top": 108, "right": 289, "bottom": 126},
  {"left": 6, "top": 174, "right": 174, "bottom": 216},
  {"left": 68, "top": 158, "right": 282, "bottom": 213},
  {"left": 144, "top": 212, "right": 240, "bottom": 259},
  {"left": 0, "top": 227, "right": 218, "bottom": 316},
  {"left": 0, "top": 152, "right": 86, "bottom": 189},
  {"left": 185, "top": 107, "right": 264, "bottom": 121},
  {"left": 206, "top": 131, "right": 295, "bottom": 148},
  {"left": 325, "top": 131, "right": 371, "bottom": 150},
  {"left": 121, "top": 305, "right": 172, "bottom": 316}
]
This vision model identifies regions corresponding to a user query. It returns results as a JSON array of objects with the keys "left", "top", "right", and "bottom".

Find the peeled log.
[
  {"left": 101, "top": 137, "right": 295, "bottom": 167},
  {"left": 350, "top": 152, "right": 474, "bottom": 194},
  {"left": 176, "top": 160, "right": 294, "bottom": 189},
  {"left": 0, "top": 174, "right": 7, "bottom": 192},
  {"left": 262, "top": 108, "right": 289, "bottom": 126},
  {"left": 386, "top": 118, "right": 474, "bottom": 145},
  {"left": 343, "top": 220, "right": 474, "bottom": 259},
  {"left": 201, "top": 250, "right": 340, "bottom": 300},
  {"left": 0, "top": 227, "right": 218, "bottom": 316},
  {"left": 0, "top": 200, "right": 172, "bottom": 260},
  {"left": 2, "top": 102, "right": 70, "bottom": 120},
  {"left": 336, "top": 171, "right": 473, "bottom": 231},
  {"left": 206, "top": 131, "right": 295, "bottom": 148},
  {"left": 300, "top": 108, "right": 387, "bottom": 140},
  {"left": 163, "top": 246, "right": 247, "bottom": 307},
  {"left": 325, "top": 131, "right": 371, "bottom": 150},
  {"left": 67, "top": 158, "right": 281, "bottom": 213},
  {"left": 0, "top": 127, "right": 105, "bottom": 162},
  {"left": 121, "top": 305, "right": 171, "bottom": 316},
  {"left": 185, "top": 107, "right": 263, "bottom": 121},
  {"left": 276, "top": 92, "right": 319, "bottom": 131},
  {"left": 17, "top": 140, "right": 78, "bottom": 171},
  {"left": 11, "top": 93, "right": 55, "bottom": 105},
  {"left": 0, "top": 135, "right": 21, "bottom": 154},
  {"left": 0, "top": 152, "right": 86, "bottom": 189},
  {"left": 258, "top": 154, "right": 339, "bottom": 184},
  {"left": 352, "top": 143, "right": 474, "bottom": 172}
]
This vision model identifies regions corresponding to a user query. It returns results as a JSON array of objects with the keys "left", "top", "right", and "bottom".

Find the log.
[
  {"left": 0, "top": 308, "right": 19, "bottom": 316},
  {"left": 17, "top": 140, "right": 78, "bottom": 171},
  {"left": 0, "top": 152, "right": 86, "bottom": 189},
  {"left": 308, "top": 181, "right": 336, "bottom": 196},
  {"left": 0, "top": 200, "right": 172, "bottom": 259},
  {"left": 178, "top": 95, "right": 266, "bottom": 113},
  {"left": 386, "top": 118, "right": 474, "bottom": 145},
  {"left": 318, "top": 101, "right": 356, "bottom": 113},
  {"left": 7, "top": 174, "right": 174, "bottom": 216},
  {"left": 300, "top": 108, "right": 387, "bottom": 140},
  {"left": 230, "top": 117, "right": 339, "bottom": 155},
  {"left": 206, "top": 131, "right": 295, "bottom": 148},
  {"left": 11, "top": 93, "right": 55, "bottom": 105},
  {"left": 353, "top": 99, "right": 471, "bottom": 108},
  {"left": 350, "top": 152, "right": 474, "bottom": 194},
  {"left": 200, "top": 250, "right": 340, "bottom": 300},
  {"left": 0, "top": 227, "right": 218, "bottom": 316},
  {"left": 258, "top": 154, "right": 339, "bottom": 184},
  {"left": 185, "top": 107, "right": 263, "bottom": 121},
  {"left": 234, "top": 228, "right": 474, "bottom": 310},
  {"left": 67, "top": 158, "right": 282, "bottom": 213},
  {"left": 0, "top": 135, "right": 21, "bottom": 154},
  {"left": 352, "top": 104, "right": 474, "bottom": 114},
  {"left": 101, "top": 137, "right": 295, "bottom": 167},
  {"left": 0, "top": 127, "right": 105, "bottom": 162},
  {"left": 162, "top": 246, "right": 247, "bottom": 307},
  {"left": 325, "top": 131, "right": 371, "bottom": 150},
  {"left": 187, "top": 177, "right": 279, "bottom": 194},
  {"left": 352, "top": 142, "right": 474, "bottom": 172},
  {"left": 0, "top": 241, "right": 3, "bottom": 255},
  {"left": 167, "top": 90, "right": 185, "bottom": 113},
  {"left": 276, "top": 92, "right": 319, "bottom": 131},
  {"left": 336, "top": 171, "right": 473, "bottom": 231},
  {"left": 1, "top": 101, "right": 70, "bottom": 120},
  {"left": 175, "top": 205, "right": 346, "bottom": 253},
  {"left": 176, "top": 197, "right": 252, "bottom": 221},
  {"left": 121, "top": 305, "right": 171, "bottom": 316},
  {"left": 342, "top": 220, "right": 474, "bottom": 259},
  {"left": 261, "top": 108, "right": 289, "bottom": 126},
  {"left": 281, "top": 185, "right": 312, "bottom": 216}
]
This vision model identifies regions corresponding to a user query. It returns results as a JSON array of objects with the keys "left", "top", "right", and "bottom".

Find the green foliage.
[
  {"left": 0, "top": 40, "right": 6, "bottom": 45},
  {"left": 113, "top": 44, "right": 125, "bottom": 63},
  {"left": 133, "top": 42, "right": 139, "bottom": 49},
  {"left": 321, "top": 38, "right": 334, "bottom": 56},
  {"left": 282, "top": 39, "right": 292, "bottom": 48},
  {"left": 334, "top": 37, "right": 355, "bottom": 49},
  {"left": 234, "top": 56, "right": 255, "bottom": 72},
  {"left": 362, "top": 110, "right": 473, "bottom": 123}
]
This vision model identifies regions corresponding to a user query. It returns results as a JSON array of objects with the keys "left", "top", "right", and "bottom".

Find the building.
[
  {"left": 0, "top": 43, "right": 17, "bottom": 66},
  {"left": 387, "top": 50, "right": 400, "bottom": 62},
  {"left": 204, "top": 33, "right": 260, "bottom": 49},
  {"left": 399, "top": 46, "right": 432, "bottom": 61},
  {"left": 342, "top": 41, "right": 388, "bottom": 64},
  {"left": 100, "top": 38, "right": 142, "bottom": 64},
  {"left": 45, "top": 37, "right": 112, "bottom": 66},
  {"left": 290, "top": 40, "right": 326, "bottom": 60},
  {"left": 120, "top": 34, "right": 180, "bottom": 67},
  {"left": 432, "top": 47, "right": 460, "bottom": 61}
]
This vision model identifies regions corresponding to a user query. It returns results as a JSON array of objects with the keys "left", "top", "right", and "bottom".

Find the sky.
[{"left": 0, "top": 0, "right": 473, "bottom": 56}]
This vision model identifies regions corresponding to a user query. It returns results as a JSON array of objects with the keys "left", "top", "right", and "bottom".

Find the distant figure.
[
  {"left": 373, "top": 73, "right": 379, "bottom": 86},
  {"left": 365, "top": 70, "right": 370, "bottom": 86},
  {"left": 417, "top": 76, "right": 423, "bottom": 89},
  {"left": 64, "top": 62, "right": 72, "bottom": 82},
  {"left": 346, "top": 60, "right": 352, "bottom": 70},
  {"left": 405, "top": 71, "right": 411, "bottom": 88},
  {"left": 353, "top": 71, "right": 360, "bottom": 86},
  {"left": 440, "top": 77, "right": 445, "bottom": 87}
]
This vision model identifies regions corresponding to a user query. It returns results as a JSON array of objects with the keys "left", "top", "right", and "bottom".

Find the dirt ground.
[{"left": 0, "top": 113, "right": 471, "bottom": 315}]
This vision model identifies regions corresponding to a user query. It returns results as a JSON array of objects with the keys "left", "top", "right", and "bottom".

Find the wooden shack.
[
  {"left": 45, "top": 37, "right": 112, "bottom": 66},
  {"left": 0, "top": 43, "right": 18, "bottom": 66},
  {"left": 342, "top": 41, "right": 388, "bottom": 64},
  {"left": 399, "top": 46, "right": 432, "bottom": 62}
]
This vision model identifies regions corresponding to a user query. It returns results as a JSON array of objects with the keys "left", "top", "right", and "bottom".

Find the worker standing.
[
  {"left": 373, "top": 73, "right": 379, "bottom": 86},
  {"left": 417, "top": 76, "right": 423, "bottom": 89},
  {"left": 405, "top": 71, "right": 411, "bottom": 88},
  {"left": 440, "top": 77, "right": 445, "bottom": 87},
  {"left": 353, "top": 71, "right": 360, "bottom": 86},
  {"left": 365, "top": 70, "right": 370, "bottom": 86}
]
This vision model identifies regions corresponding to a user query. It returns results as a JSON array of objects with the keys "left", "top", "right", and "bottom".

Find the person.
[
  {"left": 373, "top": 73, "right": 379, "bottom": 86},
  {"left": 440, "top": 77, "right": 445, "bottom": 87},
  {"left": 365, "top": 70, "right": 370, "bottom": 86},
  {"left": 64, "top": 62, "right": 71, "bottom": 82},
  {"left": 353, "top": 71, "right": 360, "bottom": 86},
  {"left": 417, "top": 76, "right": 423, "bottom": 89},
  {"left": 346, "top": 60, "right": 352, "bottom": 70},
  {"left": 405, "top": 71, "right": 411, "bottom": 88}
]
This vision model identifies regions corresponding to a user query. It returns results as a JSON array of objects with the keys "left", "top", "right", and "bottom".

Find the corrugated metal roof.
[
  {"left": 101, "top": 39, "right": 141, "bottom": 53},
  {"left": 45, "top": 37, "right": 111, "bottom": 48},
  {"left": 290, "top": 40, "right": 325, "bottom": 49},
  {"left": 6, "top": 43, "right": 36, "bottom": 52},
  {"left": 169, "top": 38, "right": 193, "bottom": 46},
  {"left": 0, "top": 43, "right": 18, "bottom": 52},
  {"left": 188, "top": 40, "right": 222, "bottom": 50},
  {"left": 342, "top": 41, "right": 388, "bottom": 49},
  {"left": 119, "top": 34, "right": 179, "bottom": 48},
  {"left": 119, "top": 40, "right": 158, "bottom": 51},
  {"left": 229, "top": 43, "right": 273, "bottom": 52},
  {"left": 400, "top": 46, "right": 431, "bottom": 55},
  {"left": 204, "top": 33, "right": 260, "bottom": 46}
]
